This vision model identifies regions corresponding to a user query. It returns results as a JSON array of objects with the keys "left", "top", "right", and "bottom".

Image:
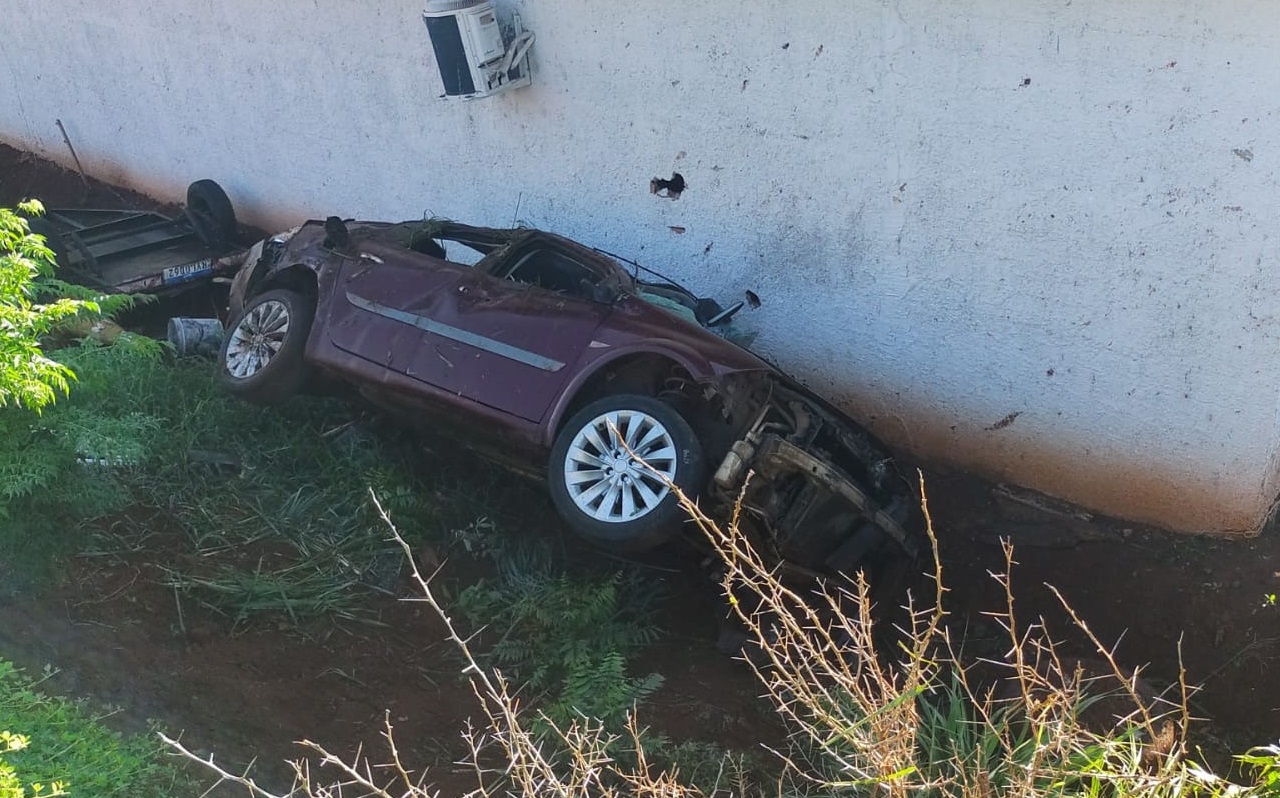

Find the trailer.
[{"left": 26, "top": 179, "right": 247, "bottom": 295}]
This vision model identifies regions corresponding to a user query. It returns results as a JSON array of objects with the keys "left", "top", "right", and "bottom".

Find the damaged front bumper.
[
  {"left": 226, "top": 227, "right": 303, "bottom": 319},
  {"left": 710, "top": 378, "right": 919, "bottom": 577}
]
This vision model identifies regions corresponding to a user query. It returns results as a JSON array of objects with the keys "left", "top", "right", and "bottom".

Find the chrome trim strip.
[{"left": 345, "top": 291, "right": 565, "bottom": 373}]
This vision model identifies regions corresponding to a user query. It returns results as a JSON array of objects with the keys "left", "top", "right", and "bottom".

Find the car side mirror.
[{"left": 706, "top": 300, "right": 746, "bottom": 327}]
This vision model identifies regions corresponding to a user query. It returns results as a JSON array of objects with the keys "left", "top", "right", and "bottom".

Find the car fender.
[
  {"left": 226, "top": 239, "right": 267, "bottom": 319},
  {"left": 228, "top": 226, "right": 310, "bottom": 318},
  {"left": 540, "top": 338, "right": 768, "bottom": 447}
]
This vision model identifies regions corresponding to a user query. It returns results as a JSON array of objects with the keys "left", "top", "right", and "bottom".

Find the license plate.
[{"left": 162, "top": 259, "right": 213, "bottom": 285}]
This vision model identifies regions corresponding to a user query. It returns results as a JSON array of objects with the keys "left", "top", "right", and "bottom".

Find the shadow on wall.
[{"left": 841, "top": 391, "right": 1269, "bottom": 538}]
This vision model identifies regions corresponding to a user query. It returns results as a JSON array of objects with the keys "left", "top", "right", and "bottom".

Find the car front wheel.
[
  {"left": 548, "top": 394, "right": 704, "bottom": 552},
  {"left": 219, "top": 288, "right": 313, "bottom": 404}
]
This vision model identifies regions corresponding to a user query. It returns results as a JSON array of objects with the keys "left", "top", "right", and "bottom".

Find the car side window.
[
  {"left": 382, "top": 222, "right": 497, "bottom": 267},
  {"left": 502, "top": 248, "right": 599, "bottom": 297}
]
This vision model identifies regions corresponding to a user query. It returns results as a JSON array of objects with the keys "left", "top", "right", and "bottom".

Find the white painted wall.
[{"left": 3, "top": 0, "right": 1278, "bottom": 535}]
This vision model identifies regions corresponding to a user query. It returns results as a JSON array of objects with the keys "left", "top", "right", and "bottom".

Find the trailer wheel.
[
  {"left": 24, "top": 217, "right": 68, "bottom": 269},
  {"left": 186, "top": 179, "right": 237, "bottom": 247}
]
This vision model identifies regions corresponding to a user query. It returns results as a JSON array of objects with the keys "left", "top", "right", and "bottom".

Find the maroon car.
[{"left": 219, "top": 218, "right": 920, "bottom": 579}]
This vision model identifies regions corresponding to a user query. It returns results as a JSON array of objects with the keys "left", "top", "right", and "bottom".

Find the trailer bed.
[{"left": 31, "top": 179, "right": 245, "bottom": 295}]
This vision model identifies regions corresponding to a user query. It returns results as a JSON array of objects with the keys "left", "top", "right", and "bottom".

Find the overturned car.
[{"left": 220, "top": 218, "right": 921, "bottom": 580}]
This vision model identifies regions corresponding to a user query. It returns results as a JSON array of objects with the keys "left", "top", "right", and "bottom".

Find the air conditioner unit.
[{"left": 423, "top": 0, "right": 534, "bottom": 100}]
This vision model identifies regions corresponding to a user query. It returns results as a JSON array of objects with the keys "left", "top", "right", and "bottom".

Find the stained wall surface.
[{"left": 3, "top": 0, "right": 1278, "bottom": 534}]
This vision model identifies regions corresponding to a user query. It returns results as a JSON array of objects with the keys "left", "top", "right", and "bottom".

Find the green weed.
[
  {"left": 456, "top": 534, "right": 665, "bottom": 727},
  {"left": 0, "top": 335, "right": 167, "bottom": 588},
  {"left": 1, "top": 326, "right": 434, "bottom": 620},
  {"left": 1238, "top": 744, "right": 1280, "bottom": 794},
  {"left": 0, "top": 660, "right": 188, "bottom": 798}
]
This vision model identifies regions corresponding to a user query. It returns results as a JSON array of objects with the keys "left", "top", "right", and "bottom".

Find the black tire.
[
  {"left": 218, "top": 288, "right": 313, "bottom": 404},
  {"left": 548, "top": 394, "right": 705, "bottom": 552},
  {"left": 24, "top": 217, "right": 68, "bottom": 269},
  {"left": 185, "top": 179, "right": 237, "bottom": 247}
]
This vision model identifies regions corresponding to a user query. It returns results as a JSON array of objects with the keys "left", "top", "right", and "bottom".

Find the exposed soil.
[
  {"left": 928, "top": 475, "right": 1279, "bottom": 746},
  {"left": 1, "top": 143, "right": 1277, "bottom": 794},
  {"left": 0, "top": 518, "right": 775, "bottom": 796}
]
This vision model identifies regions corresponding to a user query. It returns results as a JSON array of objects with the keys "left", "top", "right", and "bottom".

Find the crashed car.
[{"left": 220, "top": 218, "right": 921, "bottom": 579}]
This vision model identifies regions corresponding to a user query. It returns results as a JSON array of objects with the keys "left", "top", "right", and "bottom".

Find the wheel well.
[
  {"left": 559, "top": 354, "right": 676, "bottom": 426},
  {"left": 259, "top": 265, "right": 317, "bottom": 301},
  {"left": 557, "top": 353, "right": 727, "bottom": 455}
]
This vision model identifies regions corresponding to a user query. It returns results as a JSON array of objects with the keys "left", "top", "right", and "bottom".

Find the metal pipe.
[{"left": 55, "top": 119, "right": 92, "bottom": 200}]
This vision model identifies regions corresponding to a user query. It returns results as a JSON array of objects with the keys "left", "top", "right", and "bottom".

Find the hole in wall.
[{"left": 650, "top": 172, "right": 686, "bottom": 199}]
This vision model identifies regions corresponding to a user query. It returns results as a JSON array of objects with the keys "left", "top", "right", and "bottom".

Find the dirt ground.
[{"left": 1, "top": 144, "right": 1277, "bottom": 794}]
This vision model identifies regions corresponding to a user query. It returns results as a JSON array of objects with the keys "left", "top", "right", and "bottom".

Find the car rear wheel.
[
  {"left": 219, "top": 288, "right": 313, "bottom": 404},
  {"left": 548, "top": 394, "right": 704, "bottom": 552}
]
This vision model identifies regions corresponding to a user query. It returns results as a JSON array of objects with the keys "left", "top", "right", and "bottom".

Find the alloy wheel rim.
[
  {"left": 224, "top": 299, "right": 290, "bottom": 379},
  {"left": 564, "top": 409, "right": 678, "bottom": 523}
]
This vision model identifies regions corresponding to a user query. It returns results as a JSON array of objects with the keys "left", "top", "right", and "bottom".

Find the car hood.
[{"left": 609, "top": 293, "right": 775, "bottom": 378}]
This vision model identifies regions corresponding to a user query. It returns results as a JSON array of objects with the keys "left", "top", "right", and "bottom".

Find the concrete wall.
[{"left": 3, "top": 0, "right": 1278, "bottom": 535}]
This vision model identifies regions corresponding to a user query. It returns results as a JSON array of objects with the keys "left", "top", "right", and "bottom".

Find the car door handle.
[{"left": 457, "top": 280, "right": 491, "bottom": 301}]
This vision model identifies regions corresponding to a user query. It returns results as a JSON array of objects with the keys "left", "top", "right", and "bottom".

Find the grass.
[
  {"left": 0, "top": 660, "right": 190, "bottom": 798},
  {"left": 9, "top": 336, "right": 1277, "bottom": 797},
  {"left": 0, "top": 337, "right": 452, "bottom": 621},
  {"left": 455, "top": 535, "right": 666, "bottom": 727},
  {"left": 169, "top": 488, "right": 1280, "bottom": 798},
  {"left": 1, "top": 335, "right": 702, "bottom": 785},
  {"left": 2, "top": 328, "right": 685, "bottom": 716}
]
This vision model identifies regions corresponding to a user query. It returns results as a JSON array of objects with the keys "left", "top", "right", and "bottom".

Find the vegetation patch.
[
  {"left": 0, "top": 203, "right": 149, "bottom": 585},
  {"left": 0, "top": 660, "right": 188, "bottom": 798},
  {"left": 170, "top": 495, "right": 1280, "bottom": 798},
  {"left": 0, "top": 322, "right": 432, "bottom": 614},
  {"left": 457, "top": 535, "right": 665, "bottom": 727}
]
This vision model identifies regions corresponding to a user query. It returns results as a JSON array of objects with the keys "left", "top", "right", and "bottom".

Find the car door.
[
  {"left": 405, "top": 243, "right": 613, "bottom": 422},
  {"left": 325, "top": 238, "right": 460, "bottom": 376}
]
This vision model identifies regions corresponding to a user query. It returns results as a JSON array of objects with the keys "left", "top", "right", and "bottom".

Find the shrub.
[
  {"left": 0, "top": 202, "right": 79, "bottom": 412},
  {"left": 0, "top": 202, "right": 136, "bottom": 411},
  {"left": 1, "top": 730, "right": 67, "bottom": 798},
  {"left": 0, "top": 204, "right": 156, "bottom": 585},
  {"left": 0, "top": 661, "right": 185, "bottom": 798}
]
